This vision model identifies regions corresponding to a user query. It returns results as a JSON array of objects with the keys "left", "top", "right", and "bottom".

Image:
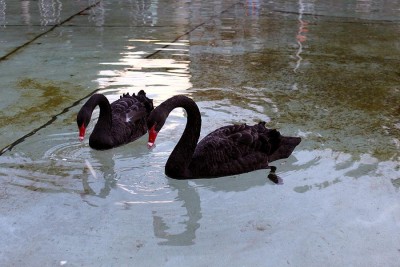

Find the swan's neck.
[
  {"left": 162, "top": 96, "right": 201, "bottom": 178},
  {"left": 86, "top": 94, "right": 112, "bottom": 134}
]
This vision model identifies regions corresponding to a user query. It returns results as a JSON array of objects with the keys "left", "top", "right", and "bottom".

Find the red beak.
[
  {"left": 148, "top": 125, "right": 158, "bottom": 148},
  {"left": 79, "top": 125, "right": 86, "bottom": 141}
]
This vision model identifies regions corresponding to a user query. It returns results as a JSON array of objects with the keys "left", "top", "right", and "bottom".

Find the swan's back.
[
  {"left": 111, "top": 91, "right": 153, "bottom": 119},
  {"left": 190, "top": 122, "right": 299, "bottom": 178},
  {"left": 87, "top": 91, "right": 153, "bottom": 149},
  {"left": 109, "top": 91, "right": 153, "bottom": 143}
]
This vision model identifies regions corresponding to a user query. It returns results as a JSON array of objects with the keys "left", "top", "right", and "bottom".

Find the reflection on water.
[
  {"left": 97, "top": 38, "right": 191, "bottom": 100},
  {"left": 0, "top": 0, "right": 161, "bottom": 27},
  {"left": 245, "top": 0, "right": 260, "bottom": 16},
  {"left": 293, "top": 0, "right": 313, "bottom": 72},
  {"left": 0, "top": 131, "right": 88, "bottom": 195},
  {"left": 149, "top": 166, "right": 278, "bottom": 246},
  {"left": 1, "top": 1, "right": 400, "bottom": 264},
  {"left": 0, "top": 0, "right": 5, "bottom": 27},
  {"left": 88, "top": 0, "right": 104, "bottom": 27},
  {"left": 39, "top": 0, "right": 62, "bottom": 26},
  {"left": 355, "top": 0, "right": 372, "bottom": 14},
  {"left": 152, "top": 180, "right": 201, "bottom": 246},
  {"left": 20, "top": 1, "right": 31, "bottom": 25},
  {"left": 81, "top": 152, "right": 119, "bottom": 199},
  {"left": 129, "top": 0, "right": 158, "bottom": 26}
]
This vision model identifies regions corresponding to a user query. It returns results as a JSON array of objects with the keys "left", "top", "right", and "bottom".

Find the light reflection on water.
[
  {"left": 293, "top": 0, "right": 313, "bottom": 72},
  {"left": 0, "top": 34, "right": 195, "bottom": 216},
  {"left": 0, "top": 0, "right": 6, "bottom": 27},
  {"left": 97, "top": 39, "right": 191, "bottom": 100},
  {"left": 0, "top": 1, "right": 400, "bottom": 265},
  {"left": 38, "top": 0, "right": 62, "bottom": 26}
]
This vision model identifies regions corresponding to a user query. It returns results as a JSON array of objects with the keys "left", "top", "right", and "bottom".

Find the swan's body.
[
  {"left": 147, "top": 95, "right": 301, "bottom": 182},
  {"left": 77, "top": 90, "right": 153, "bottom": 150}
]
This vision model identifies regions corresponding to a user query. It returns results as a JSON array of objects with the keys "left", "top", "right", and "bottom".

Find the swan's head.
[
  {"left": 78, "top": 125, "right": 86, "bottom": 141},
  {"left": 76, "top": 108, "right": 91, "bottom": 141},
  {"left": 147, "top": 110, "right": 167, "bottom": 149}
]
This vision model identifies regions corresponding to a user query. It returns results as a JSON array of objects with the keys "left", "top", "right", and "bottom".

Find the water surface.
[{"left": 0, "top": 1, "right": 399, "bottom": 266}]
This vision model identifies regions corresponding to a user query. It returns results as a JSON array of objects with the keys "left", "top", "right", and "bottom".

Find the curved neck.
[
  {"left": 160, "top": 96, "right": 202, "bottom": 178},
  {"left": 85, "top": 94, "right": 112, "bottom": 131}
]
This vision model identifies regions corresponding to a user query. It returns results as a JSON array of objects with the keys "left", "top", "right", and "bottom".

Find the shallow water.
[{"left": 1, "top": 0, "right": 400, "bottom": 266}]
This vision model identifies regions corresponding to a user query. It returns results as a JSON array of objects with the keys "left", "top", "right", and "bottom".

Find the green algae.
[
  {"left": 189, "top": 51, "right": 400, "bottom": 161},
  {"left": 186, "top": 7, "right": 400, "bottom": 162},
  {"left": 0, "top": 78, "right": 82, "bottom": 126}
]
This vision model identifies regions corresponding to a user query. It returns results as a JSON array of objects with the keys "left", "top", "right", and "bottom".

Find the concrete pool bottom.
[{"left": 0, "top": 0, "right": 400, "bottom": 266}]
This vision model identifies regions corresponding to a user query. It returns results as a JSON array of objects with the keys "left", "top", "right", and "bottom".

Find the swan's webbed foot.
[{"left": 267, "top": 166, "right": 283, "bottom": 184}]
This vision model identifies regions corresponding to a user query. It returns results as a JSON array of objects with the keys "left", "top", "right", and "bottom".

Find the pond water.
[{"left": 0, "top": 0, "right": 399, "bottom": 266}]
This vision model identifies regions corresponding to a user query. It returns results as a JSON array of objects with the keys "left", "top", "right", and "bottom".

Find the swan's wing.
[
  {"left": 109, "top": 92, "right": 154, "bottom": 144},
  {"left": 196, "top": 123, "right": 277, "bottom": 155},
  {"left": 191, "top": 123, "right": 280, "bottom": 177},
  {"left": 125, "top": 109, "right": 147, "bottom": 122},
  {"left": 111, "top": 93, "right": 152, "bottom": 123},
  {"left": 268, "top": 135, "right": 301, "bottom": 162}
]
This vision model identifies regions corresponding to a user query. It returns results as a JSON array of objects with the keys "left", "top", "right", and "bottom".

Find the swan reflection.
[
  {"left": 150, "top": 172, "right": 273, "bottom": 246},
  {"left": 81, "top": 152, "right": 118, "bottom": 199},
  {"left": 152, "top": 179, "right": 201, "bottom": 246}
]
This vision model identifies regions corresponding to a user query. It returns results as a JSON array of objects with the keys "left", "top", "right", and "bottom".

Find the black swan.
[
  {"left": 147, "top": 95, "right": 301, "bottom": 183},
  {"left": 77, "top": 90, "right": 153, "bottom": 150}
]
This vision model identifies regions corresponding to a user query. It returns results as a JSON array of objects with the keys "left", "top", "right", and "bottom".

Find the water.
[{"left": 1, "top": 0, "right": 400, "bottom": 266}]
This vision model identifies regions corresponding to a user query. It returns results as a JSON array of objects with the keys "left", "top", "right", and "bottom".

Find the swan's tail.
[
  {"left": 268, "top": 136, "right": 301, "bottom": 163},
  {"left": 136, "top": 90, "right": 154, "bottom": 113},
  {"left": 120, "top": 90, "right": 154, "bottom": 114}
]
